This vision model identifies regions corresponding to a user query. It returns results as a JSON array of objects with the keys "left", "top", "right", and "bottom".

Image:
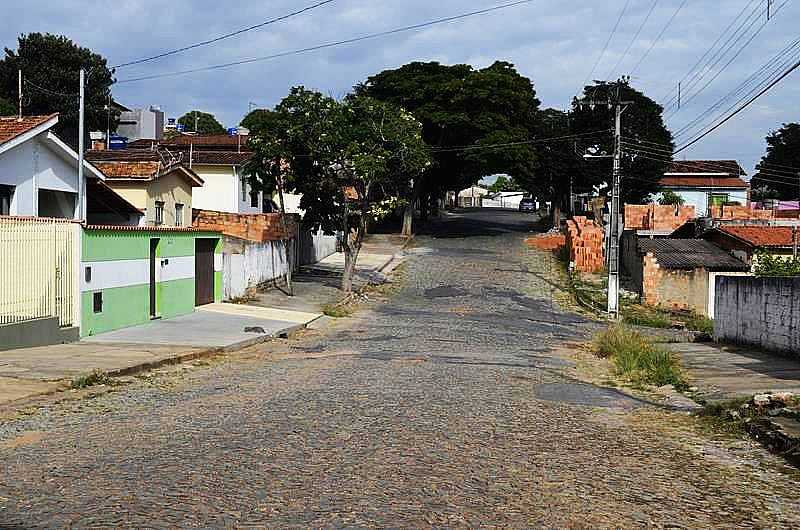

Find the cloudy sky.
[{"left": 4, "top": 0, "right": 798, "bottom": 174}]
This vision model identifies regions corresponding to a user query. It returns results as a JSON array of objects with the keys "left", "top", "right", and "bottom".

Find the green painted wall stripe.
[{"left": 83, "top": 230, "right": 221, "bottom": 261}]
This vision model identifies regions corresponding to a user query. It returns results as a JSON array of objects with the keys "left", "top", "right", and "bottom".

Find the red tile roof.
[
  {"left": 85, "top": 225, "right": 217, "bottom": 233},
  {"left": 659, "top": 176, "right": 749, "bottom": 188},
  {"left": 667, "top": 160, "right": 745, "bottom": 175},
  {"left": 92, "top": 161, "right": 161, "bottom": 179},
  {"left": 86, "top": 149, "right": 161, "bottom": 162},
  {"left": 156, "top": 134, "right": 247, "bottom": 147},
  {"left": 0, "top": 114, "right": 58, "bottom": 144},
  {"left": 189, "top": 151, "right": 252, "bottom": 165},
  {"left": 718, "top": 225, "right": 796, "bottom": 247}
]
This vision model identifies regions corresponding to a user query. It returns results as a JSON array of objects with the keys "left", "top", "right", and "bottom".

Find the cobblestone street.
[{"left": 2, "top": 209, "right": 799, "bottom": 528}]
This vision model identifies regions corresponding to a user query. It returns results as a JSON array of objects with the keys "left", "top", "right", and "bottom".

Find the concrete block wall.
[
  {"left": 624, "top": 204, "right": 696, "bottom": 232},
  {"left": 565, "top": 216, "right": 604, "bottom": 273},
  {"left": 715, "top": 276, "right": 800, "bottom": 354}
]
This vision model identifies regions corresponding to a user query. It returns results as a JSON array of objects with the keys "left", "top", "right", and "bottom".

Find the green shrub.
[
  {"left": 682, "top": 313, "right": 714, "bottom": 334},
  {"left": 71, "top": 370, "right": 111, "bottom": 389},
  {"left": 322, "top": 303, "right": 353, "bottom": 318},
  {"left": 593, "top": 325, "right": 686, "bottom": 389},
  {"left": 622, "top": 310, "right": 672, "bottom": 329}
]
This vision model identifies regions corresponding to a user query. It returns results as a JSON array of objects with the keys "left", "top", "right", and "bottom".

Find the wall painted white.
[
  {"left": 81, "top": 259, "right": 149, "bottom": 292},
  {"left": 222, "top": 239, "right": 288, "bottom": 299},
  {"left": 707, "top": 271, "right": 752, "bottom": 318},
  {"left": 190, "top": 164, "right": 263, "bottom": 214},
  {"left": 654, "top": 188, "right": 749, "bottom": 215},
  {"left": 0, "top": 134, "right": 80, "bottom": 217}
]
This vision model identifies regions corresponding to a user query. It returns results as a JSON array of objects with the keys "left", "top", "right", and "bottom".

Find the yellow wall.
[
  {"left": 104, "top": 183, "right": 148, "bottom": 210},
  {"left": 147, "top": 170, "right": 194, "bottom": 227}
]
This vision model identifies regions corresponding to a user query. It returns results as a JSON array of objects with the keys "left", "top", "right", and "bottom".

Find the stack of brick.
[
  {"left": 565, "top": 216, "right": 605, "bottom": 273},
  {"left": 192, "top": 209, "right": 299, "bottom": 242},
  {"left": 711, "top": 204, "right": 774, "bottom": 220},
  {"left": 624, "top": 204, "right": 696, "bottom": 232},
  {"left": 524, "top": 233, "right": 566, "bottom": 252}
]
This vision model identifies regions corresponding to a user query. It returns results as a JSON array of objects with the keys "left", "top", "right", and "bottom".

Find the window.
[
  {"left": 241, "top": 175, "right": 248, "bottom": 202},
  {"left": 0, "top": 184, "right": 12, "bottom": 215},
  {"left": 175, "top": 203, "right": 184, "bottom": 226},
  {"left": 250, "top": 190, "right": 259, "bottom": 208},
  {"left": 709, "top": 193, "right": 729, "bottom": 206},
  {"left": 93, "top": 292, "right": 103, "bottom": 313},
  {"left": 154, "top": 201, "right": 164, "bottom": 225}
]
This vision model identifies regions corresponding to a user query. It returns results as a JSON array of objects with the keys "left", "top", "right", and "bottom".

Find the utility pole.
[
  {"left": 194, "top": 113, "right": 199, "bottom": 134},
  {"left": 105, "top": 94, "right": 111, "bottom": 150},
  {"left": 78, "top": 68, "right": 86, "bottom": 220},
  {"left": 579, "top": 78, "right": 632, "bottom": 318},
  {"left": 17, "top": 70, "right": 22, "bottom": 119}
]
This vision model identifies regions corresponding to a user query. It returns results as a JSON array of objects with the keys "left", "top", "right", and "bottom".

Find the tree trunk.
[
  {"left": 341, "top": 224, "right": 364, "bottom": 293},
  {"left": 401, "top": 202, "right": 414, "bottom": 236},
  {"left": 276, "top": 179, "right": 293, "bottom": 296}
]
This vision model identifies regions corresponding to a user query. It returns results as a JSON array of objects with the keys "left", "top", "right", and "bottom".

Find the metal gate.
[{"left": 0, "top": 217, "right": 78, "bottom": 327}]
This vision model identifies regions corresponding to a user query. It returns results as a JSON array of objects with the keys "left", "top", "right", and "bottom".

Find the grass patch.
[
  {"left": 71, "top": 370, "right": 111, "bottom": 389},
  {"left": 622, "top": 304, "right": 714, "bottom": 334},
  {"left": 593, "top": 325, "right": 687, "bottom": 389},
  {"left": 322, "top": 303, "right": 354, "bottom": 318}
]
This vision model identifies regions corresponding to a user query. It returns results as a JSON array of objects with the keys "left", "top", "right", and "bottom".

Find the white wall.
[
  {"left": 222, "top": 239, "right": 289, "bottom": 299},
  {"left": 0, "top": 135, "right": 80, "bottom": 217},
  {"left": 191, "top": 164, "right": 263, "bottom": 214},
  {"left": 655, "top": 189, "right": 749, "bottom": 216}
]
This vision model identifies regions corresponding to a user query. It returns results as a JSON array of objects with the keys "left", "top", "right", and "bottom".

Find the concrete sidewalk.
[
  {"left": 0, "top": 303, "right": 321, "bottom": 406},
  {"left": 251, "top": 233, "right": 409, "bottom": 314},
  {"left": 665, "top": 342, "right": 800, "bottom": 401}
]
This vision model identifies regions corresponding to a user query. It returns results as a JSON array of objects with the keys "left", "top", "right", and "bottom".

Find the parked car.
[{"left": 519, "top": 198, "right": 536, "bottom": 212}]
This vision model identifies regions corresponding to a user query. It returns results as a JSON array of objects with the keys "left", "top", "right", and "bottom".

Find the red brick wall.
[
  {"left": 624, "top": 204, "right": 696, "bottom": 232},
  {"left": 192, "top": 209, "right": 298, "bottom": 242},
  {"left": 642, "top": 253, "right": 709, "bottom": 314},
  {"left": 524, "top": 233, "right": 566, "bottom": 252},
  {"left": 711, "top": 205, "right": 773, "bottom": 220},
  {"left": 565, "top": 216, "right": 604, "bottom": 273}
]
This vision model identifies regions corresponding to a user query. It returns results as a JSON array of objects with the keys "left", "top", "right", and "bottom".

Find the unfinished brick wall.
[
  {"left": 710, "top": 205, "right": 773, "bottom": 220},
  {"left": 565, "top": 216, "right": 604, "bottom": 273},
  {"left": 624, "top": 204, "right": 696, "bottom": 232},
  {"left": 641, "top": 254, "right": 709, "bottom": 314},
  {"left": 192, "top": 209, "right": 298, "bottom": 242}
]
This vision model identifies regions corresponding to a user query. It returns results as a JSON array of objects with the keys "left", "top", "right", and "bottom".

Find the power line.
[
  {"left": 659, "top": 0, "right": 759, "bottom": 108},
  {"left": 629, "top": 0, "right": 690, "bottom": 75},
  {"left": 430, "top": 129, "right": 612, "bottom": 153},
  {"left": 581, "top": 0, "right": 632, "bottom": 91},
  {"left": 672, "top": 35, "right": 800, "bottom": 139},
  {"left": 116, "top": 0, "right": 534, "bottom": 84},
  {"left": 112, "top": 0, "right": 337, "bottom": 69},
  {"left": 24, "top": 79, "right": 78, "bottom": 99},
  {"left": 675, "top": 58, "right": 800, "bottom": 154},
  {"left": 607, "top": 0, "right": 660, "bottom": 79},
  {"left": 664, "top": 0, "right": 790, "bottom": 118}
]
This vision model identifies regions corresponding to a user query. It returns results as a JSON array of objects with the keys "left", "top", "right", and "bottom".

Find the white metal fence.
[{"left": 0, "top": 217, "right": 78, "bottom": 328}]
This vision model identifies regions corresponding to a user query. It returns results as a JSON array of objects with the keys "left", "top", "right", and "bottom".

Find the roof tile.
[
  {"left": 718, "top": 225, "right": 796, "bottom": 247},
  {"left": 659, "top": 176, "right": 749, "bottom": 188},
  {"left": 0, "top": 114, "right": 58, "bottom": 144},
  {"left": 666, "top": 160, "right": 746, "bottom": 175},
  {"left": 638, "top": 238, "right": 749, "bottom": 271}
]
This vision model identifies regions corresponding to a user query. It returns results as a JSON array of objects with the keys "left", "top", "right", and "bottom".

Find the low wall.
[
  {"left": 222, "top": 236, "right": 290, "bottom": 300},
  {"left": 192, "top": 209, "right": 298, "bottom": 242},
  {"left": 624, "top": 204, "right": 695, "bottom": 232},
  {"left": 642, "top": 255, "right": 709, "bottom": 314},
  {"left": 715, "top": 276, "right": 800, "bottom": 353},
  {"left": 298, "top": 228, "right": 338, "bottom": 265}
]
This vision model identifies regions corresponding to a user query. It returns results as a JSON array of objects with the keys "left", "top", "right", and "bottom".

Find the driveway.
[{"left": 1, "top": 209, "right": 799, "bottom": 527}]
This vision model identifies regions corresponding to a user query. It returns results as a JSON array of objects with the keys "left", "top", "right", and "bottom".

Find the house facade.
[
  {"left": 654, "top": 160, "right": 749, "bottom": 216},
  {"left": 86, "top": 150, "right": 203, "bottom": 227},
  {"left": 0, "top": 114, "right": 106, "bottom": 219}
]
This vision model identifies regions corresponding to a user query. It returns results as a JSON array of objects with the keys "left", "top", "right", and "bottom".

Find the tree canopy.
[
  {"left": 658, "top": 190, "right": 685, "bottom": 206},
  {"left": 0, "top": 33, "right": 117, "bottom": 147},
  {"left": 0, "top": 96, "right": 14, "bottom": 116},
  {"left": 245, "top": 87, "right": 430, "bottom": 291},
  {"left": 355, "top": 61, "right": 540, "bottom": 214},
  {"left": 240, "top": 108, "right": 282, "bottom": 137},
  {"left": 178, "top": 110, "right": 226, "bottom": 135},
  {"left": 751, "top": 123, "right": 800, "bottom": 199},
  {"left": 569, "top": 80, "right": 673, "bottom": 203},
  {"left": 488, "top": 175, "right": 522, "bottom": 193}
]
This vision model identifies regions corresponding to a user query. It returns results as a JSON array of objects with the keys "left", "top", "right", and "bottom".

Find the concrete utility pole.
[
  {"left": 579, "top": 78, "right": 632, "bottom": 318},
  {"left": 78, "top": 68, "right": 86, "bottom": 220}
]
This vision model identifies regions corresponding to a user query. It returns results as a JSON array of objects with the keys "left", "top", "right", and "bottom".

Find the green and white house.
[{"left": 80, "top": 226, "right": 222, "bottom": 337}]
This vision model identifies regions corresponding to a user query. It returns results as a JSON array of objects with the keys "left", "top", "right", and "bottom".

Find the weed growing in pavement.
[
  {"left": 71, "top": 370, "right": 111, "bottom": 389},
  {"left": 622, "top": 304, "right": 714, "bottom": 334},
  {"left": 322, "top": 303, "right": 354, "bottom": 318},
  {"left": 593, "top": 325, "right": 687, "bottom": 389}
]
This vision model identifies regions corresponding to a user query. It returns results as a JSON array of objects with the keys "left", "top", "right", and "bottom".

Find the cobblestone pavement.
[{"left": 2, "top": 209, "right": 800, "bottom": 528}]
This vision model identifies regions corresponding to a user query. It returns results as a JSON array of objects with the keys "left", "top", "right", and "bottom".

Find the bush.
[
  {"left": 593, "top": 325, "right": 686, "bottom": 389},
  {"left": 71, "top": 370, "right": 111, "bottom": 389}
]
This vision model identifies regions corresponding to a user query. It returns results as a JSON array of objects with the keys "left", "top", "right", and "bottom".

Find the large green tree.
[
  {"left": 178, "top": 110, "right": 226, "bottom": 135},
  {"left": 240, "top": 108, "right": 282, "bottom": 137},
  {"left": 0, "top": 33, "right": 117, "bottom": 147},
  {"left": 356, "top": 61, "right": 540, "bottom": 221},
  {"left": 0, "top": 96, "right": 14, "bottom": 116},
  {"left": 245, "top": 87, "right": 430, "bottom": 292},
  {"left": 752, "top": 123, "right": 800, "bottom": 199},
  {"left": 569, "top": 80, "right": 673, "bottom": 203}
]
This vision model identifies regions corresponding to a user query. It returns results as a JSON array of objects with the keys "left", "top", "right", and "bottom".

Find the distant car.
[{"left": 519, "top": 198, "right": 536, "bottom": 212}]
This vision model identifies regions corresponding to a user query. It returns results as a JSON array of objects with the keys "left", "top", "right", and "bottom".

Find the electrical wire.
[
  {"left": 429, "top": 129, "right": 612, "bottom": 153},
  {"left": 112, "top": 0, "right": 337, "bottom": 68},
  {"left": 116, "top": 0, "right": 534, "bottom": 84},
  {"left": 23, "top": 79, "right": 78, "bottom": 99},
  {"left": 674, "top": 58, "right": 800, "bottom": 153},
  {"left": 629, "top": 0, "right": 690, "bottom": 76},
  {"left": 606, "top": 0, "right": 660, "bottom": 79},
  {"left": 580, "top": 0, "right": 632, "bottom": 91},
  {"left": 664, "top": 0, "right": 790, "bottom": 118}
]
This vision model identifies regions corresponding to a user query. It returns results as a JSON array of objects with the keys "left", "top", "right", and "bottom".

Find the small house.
[
  {"left": 458, "top": 186, "right": 489, "bottom": 207},
  {"left": 701, "top": 225, "right": 798, "bottom": 268},
  {"left": 655, "top": 160, "right": 749, "bottom": 216}
]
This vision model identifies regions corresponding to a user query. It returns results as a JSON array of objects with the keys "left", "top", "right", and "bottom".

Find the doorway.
[
  {"left": 195, "top": 238, "right": 216, "bottom": 306},
  {"left": 149, "top": 238, "right": 160, "bottom": 318}
]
